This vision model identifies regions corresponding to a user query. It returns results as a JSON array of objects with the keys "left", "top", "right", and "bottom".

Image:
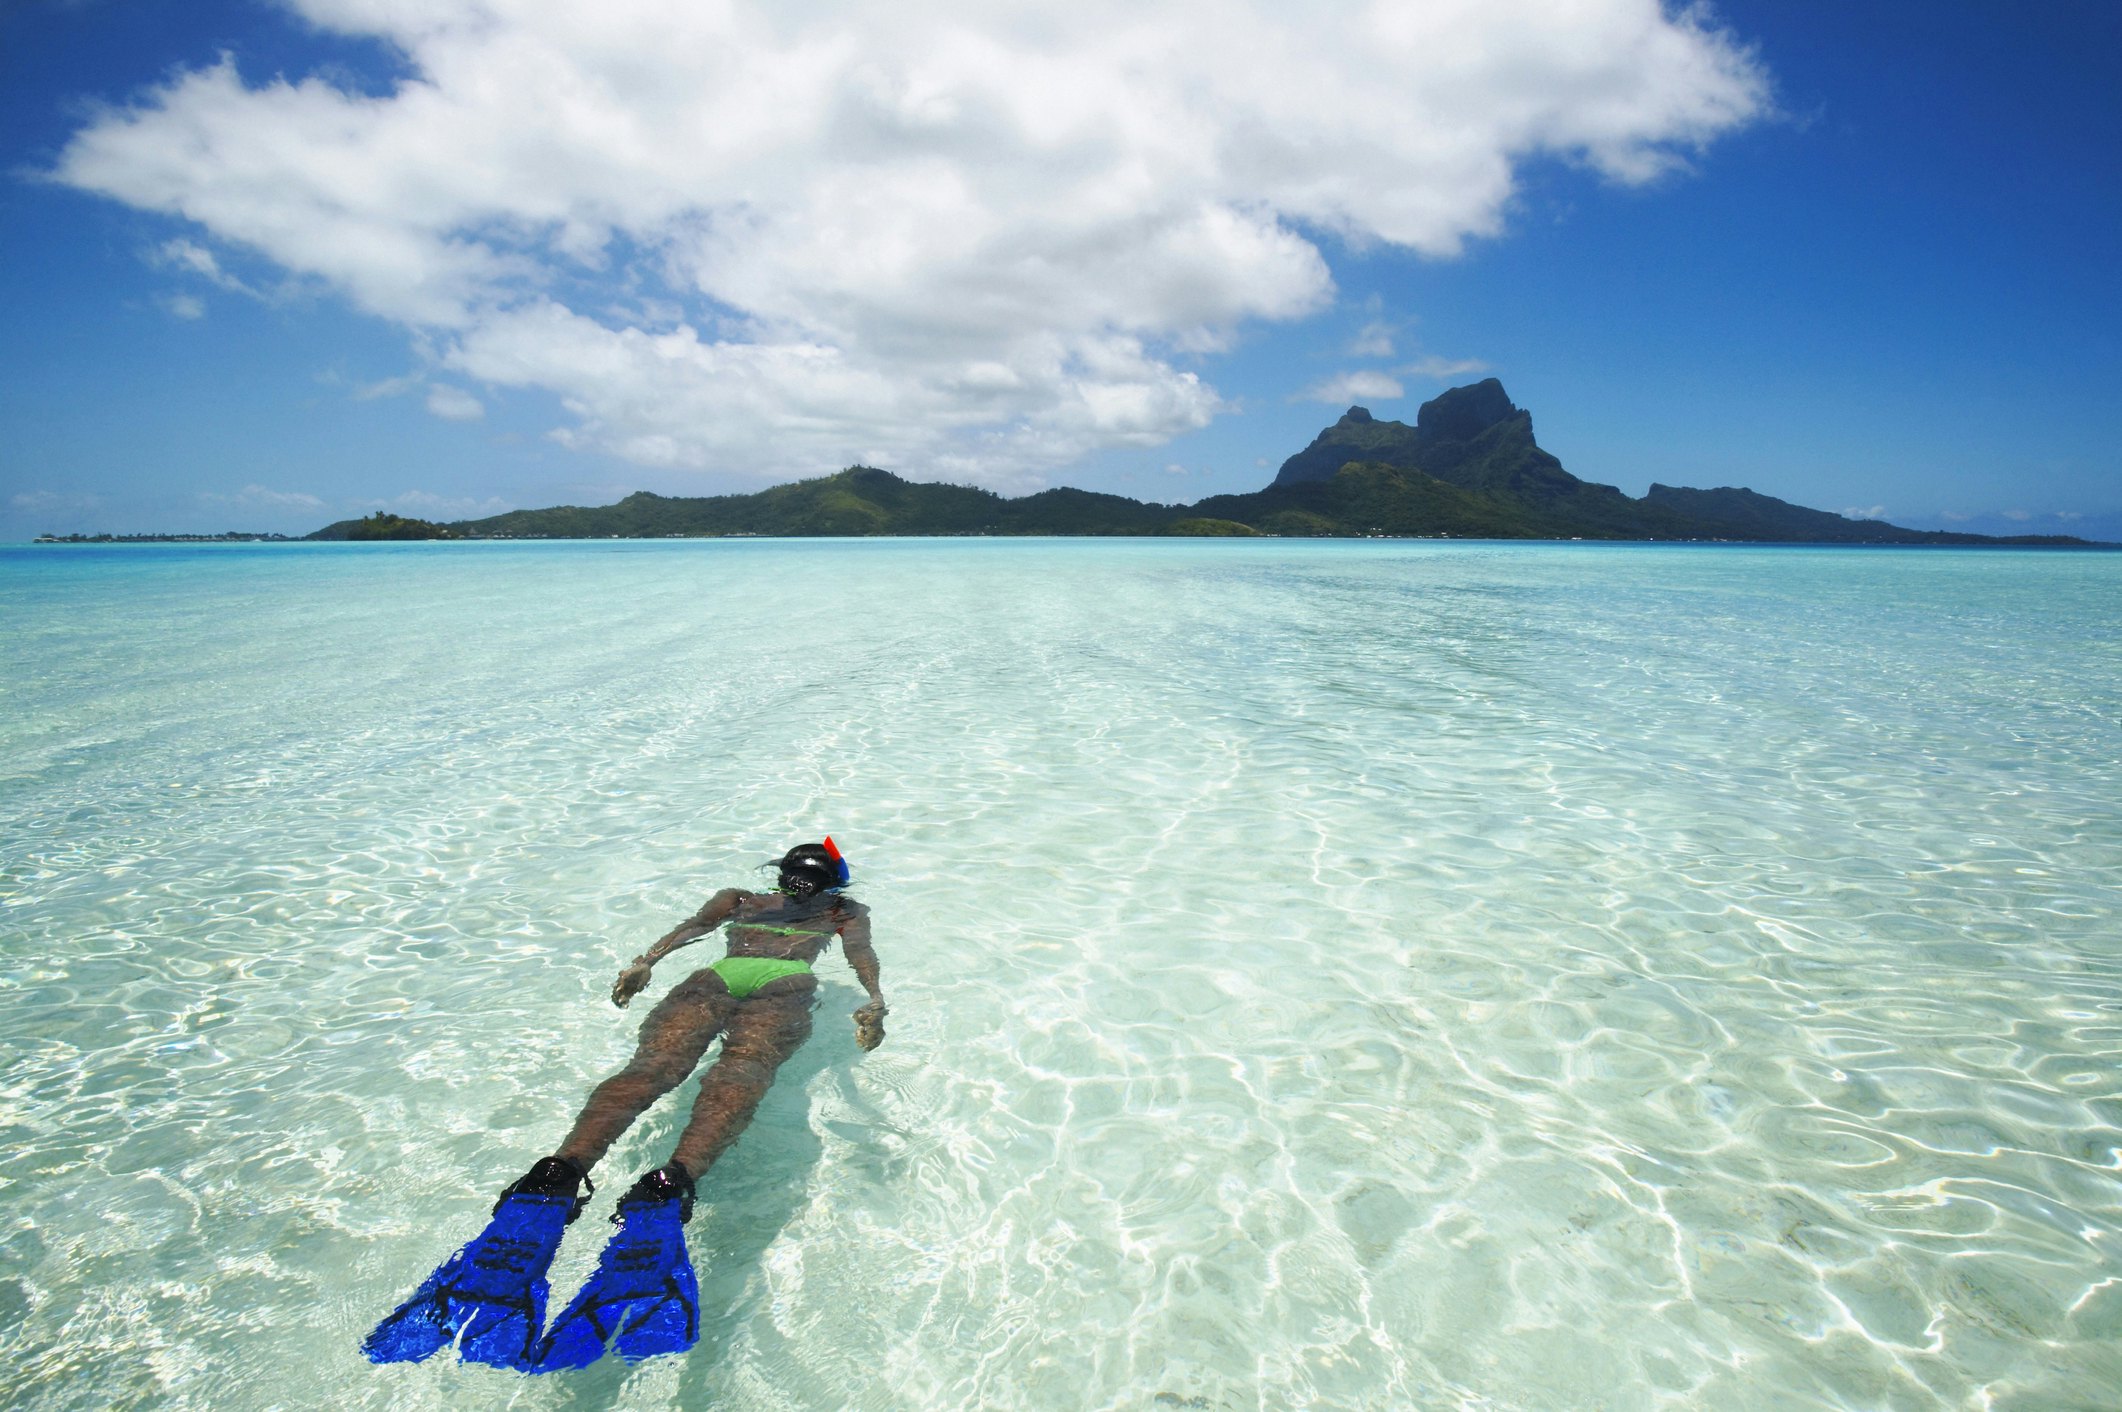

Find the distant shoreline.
[
  {"left": 31, "top": 532, "right": 297, "bottom": 545},
  {"left": 24, "top": 533, "right": 2117, "bottom": 550}
]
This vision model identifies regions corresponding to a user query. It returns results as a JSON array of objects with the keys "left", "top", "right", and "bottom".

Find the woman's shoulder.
[{"left": 703, "top": 886, "right": 761, "bottom": 915}]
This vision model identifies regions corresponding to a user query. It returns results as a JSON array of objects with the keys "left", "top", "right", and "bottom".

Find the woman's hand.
[
  {"left": 853, "top": 999, "right": 888, "bottom": 1052},
  {"left": 612, "top": 962, "right": 653, "bottom": 1009}
]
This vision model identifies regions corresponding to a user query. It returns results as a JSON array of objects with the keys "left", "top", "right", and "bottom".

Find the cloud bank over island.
[{"left": 56, "top": 0, "right": 1769, "bottom": 488}]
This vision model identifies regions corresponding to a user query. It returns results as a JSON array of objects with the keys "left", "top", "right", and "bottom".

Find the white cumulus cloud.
[{"left": 54, "top": 0, "right": 1769, "bottom": 487}]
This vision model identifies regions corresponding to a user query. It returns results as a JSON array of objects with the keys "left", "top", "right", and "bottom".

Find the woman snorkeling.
[{"left": 365, "top": 838, "right": 885, "bottom": 1371}]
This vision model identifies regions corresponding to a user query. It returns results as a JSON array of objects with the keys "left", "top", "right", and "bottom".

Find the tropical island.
[
  {"left": 29, "top": 381, "right": 2097, "bottom": 547},
  {"left": 305, "top": 381, "right": 2096, "bottom": 546},
  {"left": 329, "top": 511, "right": 465, "bottom": 541}
]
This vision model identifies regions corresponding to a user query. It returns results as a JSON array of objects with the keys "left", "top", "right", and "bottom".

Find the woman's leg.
[
  {"left": 668, "top": 979, "right": 816, "bottom": 1179},
  {"left": 554, "top": 969, "right": 734, "bottom": 1173}
]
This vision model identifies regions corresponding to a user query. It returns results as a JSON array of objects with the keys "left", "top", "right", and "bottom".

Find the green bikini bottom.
[{"left": 709, "top": 956, "right": 814, "bottom": 999}]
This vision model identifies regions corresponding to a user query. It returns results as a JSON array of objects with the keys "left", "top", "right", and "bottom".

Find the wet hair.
[{"left": 770, "top": 843, "right": 843, "bottom": 899}]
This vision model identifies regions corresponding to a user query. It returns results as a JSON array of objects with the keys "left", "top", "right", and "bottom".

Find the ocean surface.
[{"left": 1, "top": 538, "right": 2117, "bottom": 1411}]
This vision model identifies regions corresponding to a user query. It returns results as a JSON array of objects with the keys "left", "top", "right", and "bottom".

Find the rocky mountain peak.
[{"left": 1413, "top": 378, "right": 1522, "bottom": 444}]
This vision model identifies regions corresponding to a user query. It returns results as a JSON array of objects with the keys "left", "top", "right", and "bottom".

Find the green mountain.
[
  {"left": 1264, "top": 380, "right": 2085, "bottom": 544},
  {"left": 305, "top": 381, "right": 2097, "bottom": 545},
  {"left": 1636, "top": 483, "right": 2018, "bottom": 545},
  {"left": 1270, "top": 380, "right": 1677, "bottom": 537}
]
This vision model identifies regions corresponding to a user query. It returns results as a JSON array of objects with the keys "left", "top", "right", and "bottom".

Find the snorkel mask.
[{"left": 775, "top": 837, "right": 850, "bottom": 900}]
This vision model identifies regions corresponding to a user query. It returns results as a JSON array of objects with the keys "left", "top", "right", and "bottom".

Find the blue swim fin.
[
  {"left": 362, "top": 1157, "right": 590, "bottom": 1370},
  {"left": 533, "top": 1164, "right": 699, "bottom": 1370}
]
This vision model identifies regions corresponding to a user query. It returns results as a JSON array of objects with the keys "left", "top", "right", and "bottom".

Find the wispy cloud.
[
  {"left": 1399, "top": 355, "right": 1490, "bottom": 381},
  {"left": 367, "top": 490, "right": 513, "bottom": 518},
  {"left": 425, "top": 384, "right": 485, "bottom": 421},
  {"left": 353, "top": 372, "right": 424, "bottom": 401},
  {"left": 146, "top": 237, "right": 265, "bottom": 317},
  {"left": 151, "top": 238, "right": 252, "bottom": 293},
  {"left": 1297, "top": 370, "right": 1405, "bottom": 405},
  {"left": 1840, "top": 504, "right": 1887, "bottom": 520},
  {"left": 1904, "top": 507, "right": 2108, "bottom": 538},
  {"left": 11, "top": 489, "right": 105, "bottom": 512},
  {"left": 55, "top": 0, "right": 1768, "bottom": 488},
  {"left": 1347, "top": 321, "right": 1397, "bottom": 358},
  {"left": 200, "top": 485, "right": 327, "bottom": 510}
]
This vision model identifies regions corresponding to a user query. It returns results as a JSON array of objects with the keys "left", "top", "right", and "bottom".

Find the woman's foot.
[
  {"left": 619, "top": 1161, "right": 696, "bottom": 1224},
  {"left": 495, "top": 1155, "right": 593, "bottom": 1222}
]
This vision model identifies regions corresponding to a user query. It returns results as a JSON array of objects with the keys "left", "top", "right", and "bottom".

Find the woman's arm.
[
  {"left": 611, "top": 888, "right": 743, "bottom": 1008},
  {"left": 840, "top": 903, "right": 887, "bottom": 1050}
]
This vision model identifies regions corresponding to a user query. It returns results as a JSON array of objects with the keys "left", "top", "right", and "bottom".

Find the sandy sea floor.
[{"left": 2, "top": 539, "right": 2118, "bottom": 1410}]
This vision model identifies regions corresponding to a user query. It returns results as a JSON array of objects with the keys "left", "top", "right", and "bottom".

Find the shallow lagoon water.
[{"left": 1, "top": 539, "right": 2118, "bottom": 1410}]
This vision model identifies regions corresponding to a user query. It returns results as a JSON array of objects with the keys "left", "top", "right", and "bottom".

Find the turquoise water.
[{"left": 2, "top": 539, "right": 2117, "bottom": 1410}]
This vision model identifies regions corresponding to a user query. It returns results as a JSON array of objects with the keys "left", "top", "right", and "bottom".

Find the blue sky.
[{"left": 3, "top": 1, "right": 2116, "bottom": 539}]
